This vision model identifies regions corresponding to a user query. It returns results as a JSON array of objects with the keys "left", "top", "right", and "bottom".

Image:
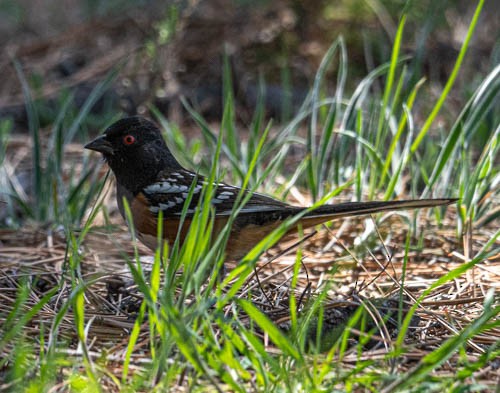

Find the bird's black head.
[{"left": 85, "top": 116, "right": 182, "bottom": 193}]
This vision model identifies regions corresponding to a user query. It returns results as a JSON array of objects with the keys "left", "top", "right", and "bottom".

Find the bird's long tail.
[{"left": 301, "top": 198, "right": 456, "bottom": 227}]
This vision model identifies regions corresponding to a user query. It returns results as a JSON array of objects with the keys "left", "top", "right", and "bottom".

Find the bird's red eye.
[{"left": 123, "top": 135, "right": 136, "bottom": 145}]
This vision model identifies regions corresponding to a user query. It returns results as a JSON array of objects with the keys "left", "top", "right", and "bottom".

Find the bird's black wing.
[{"left": 141, "top": 168, "right": 289, "bottom": 217}]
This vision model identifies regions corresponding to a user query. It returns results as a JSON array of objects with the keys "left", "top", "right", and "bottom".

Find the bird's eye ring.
[{"left": 123, "top": 135, "right": 136, "bottom": 145}]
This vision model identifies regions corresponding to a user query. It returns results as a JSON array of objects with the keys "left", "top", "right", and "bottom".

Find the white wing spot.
[
  {"left": 145, "top": 182, "right": 189, "bottom": 194},
  {"left": 175, "top": 197, "right": 183, "bottom": 204},
  {"left": 170, "top": 185, "right": 188, "bottom": 193},
  {"left": 145, "top": 182, "right": 170, "bottom": 193},
  {"left": 159, "top": 201, "right": 176, "bottom": 210}
]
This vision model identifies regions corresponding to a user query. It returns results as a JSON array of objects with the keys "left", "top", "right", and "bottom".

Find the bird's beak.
[{"left": 84, "top": 135, "right": 114, "bottom": 155}]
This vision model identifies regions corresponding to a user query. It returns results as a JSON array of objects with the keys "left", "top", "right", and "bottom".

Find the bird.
[{"left": 85, "top": 116, "right": 455, "bottom": 260}]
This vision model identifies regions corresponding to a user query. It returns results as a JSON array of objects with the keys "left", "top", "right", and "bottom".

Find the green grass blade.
[
  {"left": 410, "top": 0, "right": 485, "bottom": 153},
  {"left": 375, "top": 13, "right": 406, "bottom": 151},
  {"left": 237, "top": 299, "right": 301, "bottom": 360},
  {"left": 423, "top": 64, "right": 500, "bottom": 196}
]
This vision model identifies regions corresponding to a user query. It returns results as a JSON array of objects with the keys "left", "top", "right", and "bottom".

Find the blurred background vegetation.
[{"left": 0, "top": 0, "right": 497, "bottom": 132}]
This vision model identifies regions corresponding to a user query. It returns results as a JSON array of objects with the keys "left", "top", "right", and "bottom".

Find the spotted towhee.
[{"left": 85, "top": 116, "right": 455, "bottom": 260}]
